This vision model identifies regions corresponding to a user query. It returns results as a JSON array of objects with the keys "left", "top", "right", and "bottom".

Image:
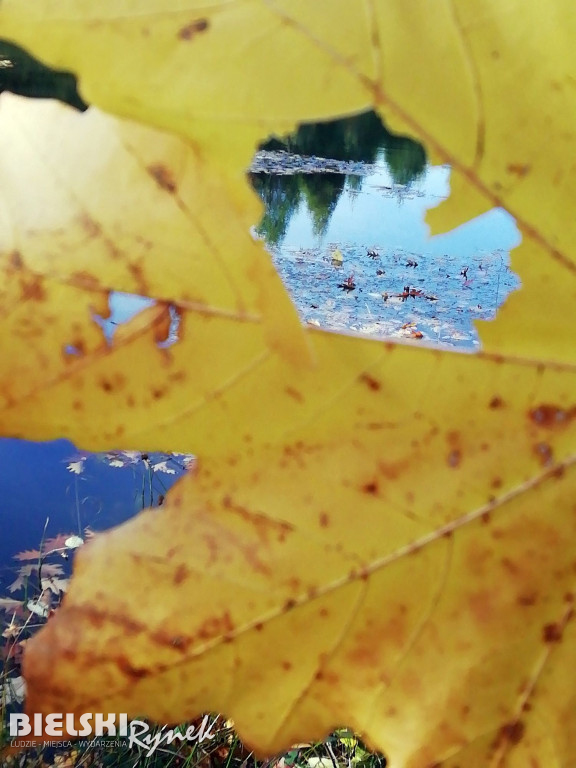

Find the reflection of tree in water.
[
  {"left": 252, "top": 110, "right": 426, "bottom": 244},
  {"left": 383, "top": 134, "right": 427, "bottom": 187},
  {"left": 251, "top": 173, "right": 301, "bottom": 246},
  {"left": 263, "top": 109, "right": 412, "bottom": 168},
  {"left": 299, "top": 174, "right": 346, "bottom": 237},
  {"left": 251, "top": 172, "right": 346, "bottom": 243}
]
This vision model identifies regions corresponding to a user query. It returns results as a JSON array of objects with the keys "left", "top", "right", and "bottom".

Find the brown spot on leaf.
[
  {"left": 221, "top": 495, "right": 293, "bottom": 544},
  {"left": 196, "top": 612, "right": 234, "bottom": 641},
  {"left": 499, "top": 720, "right": 525, "bottom": 745},
  {"left": 378, "top": 456, "right": 410, "bottom": 480},
  {"left": 283, "top": 598, "right": 297, "bottom": 612},
  {"left": 468, "top": 589, "right": 494, "bottom": 624},
  {"left": 20, "top": 275, "right": 46, "bottom": 302},
  {"left": 529, "top": 403, "right": 575, "bottom": 428},
  {"left": 150, "top": 630, "right": 190, "bottom": 651},
  {"left": 489, "top": 396, "right": 504, "bottom": 409},
  {"left": 281, "top": 660, "right": 292, "bottom": 671},
  {"left": 447, "top": 449, "right": 461, "bottom": 468},
  {"left": 533, "top": 442, "right": 553, "bottom": 466},
  {"left": 127, "top": 262, "right": 149, "bottom": 295},
  {"left": 517, "top": 591, "right": 537, "bottom": 607},
  {"left": 543, "top": 622, "right": 563, "bottom": 643},
  {"left": 286, "top": 577, "right": 301, "bottom": 591},
  {"left": 319, "top": 512, "right": 330, "bottom": 528},
  {"left": 71, "top": 270, "right": 100, "bottom": 289},
  {"left": 362, "top": 481, "right": 379, "bottom": 495},
  {"left": 507, "top": 163, "right": 531, "bottom": 177},
  {"left": 359, "top": 373, "right": 381, "bottom": 391},
  {"left": 10, "top": 250, "right": 23, "bottom": 269},
  {"left": 491, "top": 477, "right": 502, "bottom": 489},
  {"left": 78, "top": 213, "right": 102, "bottom": 239},
  {"left": 314, "top": 669, "right": 339, "bottom": 684},
  {"left": 501, "top": 557, "right": 519, "bottom": 575},
  {"left": 446, "top": 429, "right": 460, "bottom": 444},
  {"left": 285, "top": 386, "right": 304, "bottom": 402},
  {"left": 178, "top": 18, "right": 209, "bottom": 40},
  {"left": 173, "top": 564, "right": 190, "bottom": 585},
  {"left": 117, "top": 656, "right": 150, "bottom": 679},
  {"left": 147, "top": 163, "right": 178, "bottom": 193}
]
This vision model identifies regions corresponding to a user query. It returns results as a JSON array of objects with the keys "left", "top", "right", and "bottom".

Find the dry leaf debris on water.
[
  {"left": 271, "top": 243, "right": 517, "bottom": 348},
  {"left": 0, "top": 1, "right": 575, "bottom": 767}
]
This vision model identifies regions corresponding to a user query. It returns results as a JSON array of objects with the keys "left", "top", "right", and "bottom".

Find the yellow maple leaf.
[{"left": 0, "top": 2, "right": 575, "bottom": 768}]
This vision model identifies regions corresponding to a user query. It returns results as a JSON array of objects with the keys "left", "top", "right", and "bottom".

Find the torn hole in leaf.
[
  {"left": 249, "top": 109, "right": 521, "bottom": 351},
  {"left": 0, "top": 437, "right": 195, "bottom": 614},
  {"left": 91, "top": 292, "right": 155, "bottom": 344},
  {"left": 156, "top": 304, "right": 181, "bottom": 349},
  {"left": 61, "top": 445, "right": 196, "bottom": 543},
  {"left": 63, "top": 343, "right": 82, "bottom": 357},
  {"left": 86, "top": 292, "right": 181, "bottom": 349}
]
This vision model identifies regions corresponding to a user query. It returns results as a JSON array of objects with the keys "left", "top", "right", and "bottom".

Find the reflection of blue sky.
[
  {"left": 109, "top": 292, "right": 154, "bottom": 325},
  {"left": 283, "top": 164, "right": 521, "bottom": 259}
]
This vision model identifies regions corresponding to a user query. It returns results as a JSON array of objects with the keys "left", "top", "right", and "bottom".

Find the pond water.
[
  {"left": 0, "top": 111, "right": 522, "bottom": 627},
  {"left": 251, "top": 149, "right": 521, "bottom": 348},
  {"left": 0, "top": 443, "right": 191, "bottom": 594}
]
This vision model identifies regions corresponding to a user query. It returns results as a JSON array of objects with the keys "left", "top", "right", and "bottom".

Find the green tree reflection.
[
  {"left": 299, "top": 174, "right": 346, "bottom": 237},
  {"left": 251, "top": 173, "right": 301, "bottom": 246},
  {"left": 252, "top": 110, "right": 427, "bottom": 244},
  {"left": 383, "top": 133, "right": 427, "bottom": 187}
]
